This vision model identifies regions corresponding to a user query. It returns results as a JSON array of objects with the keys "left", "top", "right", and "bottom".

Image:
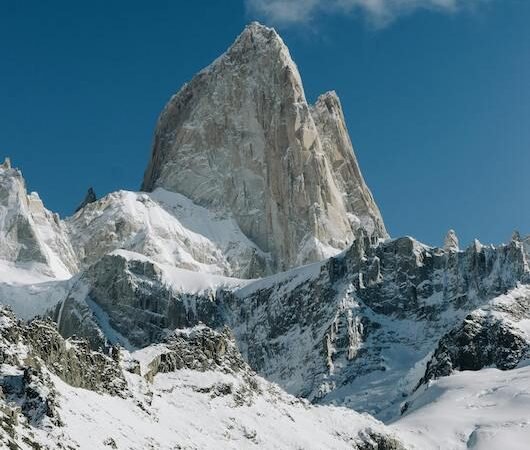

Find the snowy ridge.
[
  {"left": 0, "top": 307, "right": 403, "bottom": 450},
  {"left": 66, "top": 188, "right": 270, "bottom": 278},
  {"left": 1, "top": 21, "right": 529, "bottom": 450}
]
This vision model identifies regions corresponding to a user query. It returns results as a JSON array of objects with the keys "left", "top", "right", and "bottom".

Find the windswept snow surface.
[
  {"left": 392, "top": 363, "right": 530, "bottom": 450},
  {"left": 66, "top": 188, "right": 270, "bottom": 278},
  {"left": 0, "top": 260, "right": 71, "bottom": 319},
  {"left": 12, "top": 365, "right": 396, "bottom": 450}
]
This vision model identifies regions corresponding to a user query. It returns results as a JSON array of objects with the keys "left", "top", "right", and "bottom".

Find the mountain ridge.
[{"left": 0, "top": 21, "right": 528, "bottom": 450}]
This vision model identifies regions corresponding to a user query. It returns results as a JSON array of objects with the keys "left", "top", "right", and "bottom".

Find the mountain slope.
[
  {"left": 50, "top": 232, "right": 530, "bottom": 422},
  {"left": 66, "top": 188, "right": 269, "bottom": 278},
  {"left": 0, "top": 159, "right": 78, "bottom": 279},
  {"left": 0, "top": 307, "right": 404, "bottom": 450},
  {"left": 142, "top": 22, "right": 387, "bottom": 275}
]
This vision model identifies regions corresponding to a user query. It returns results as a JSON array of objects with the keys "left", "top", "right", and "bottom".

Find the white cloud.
[{"left": 246, "top": 0, "right": 484, "bottom": 27}]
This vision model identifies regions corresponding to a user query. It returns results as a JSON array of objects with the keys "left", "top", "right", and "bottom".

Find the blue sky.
[{"left": 0, "top": 0, "right": 528, "bottom": 247}]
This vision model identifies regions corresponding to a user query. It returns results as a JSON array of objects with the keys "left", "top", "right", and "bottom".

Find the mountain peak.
[
  {"left": 74, "top": 187, "right": 97, "bottom": 213},
  {"left": 1, "top": 156, "right": 11, "bottom": 170},
  {"left": 238, "top": 21, "right": 282, "bottom": 46},
  {"left": 223, "top": 21, "right": 291, "bottom": 68},
  {"left": 142, "top": 23, "right": 387, "bottom": 275}
]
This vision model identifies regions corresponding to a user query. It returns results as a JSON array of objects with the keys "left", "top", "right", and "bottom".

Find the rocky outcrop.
[
  {"left": 74, "top": 186, "right": 97, "bottom": 213},
  {"left": 142, "top": 22, "right": 387, "bottom": 275},
  {"left": 144, "top": 325, "right": 249, "bottom": 381},
  {"left": 0, "top": 307, "right": 126, "bottom": 397},
  {"left": 444, "top": 229, "right": 459, "bottom": 252},
  {"left": 0, "top": 306, "right": 125, "bottom": 446},
  {"left": 0, "top": 161, "right": 78, "bottom": 277},
  {"left": 24, "top": 319, "right": 127, "bottom": 396},
  {"left": 54, "top": 252, "right": 229, "bottom": 349},
  {"left": 418, "top": 311, "right": 528, "bottom": 386}
]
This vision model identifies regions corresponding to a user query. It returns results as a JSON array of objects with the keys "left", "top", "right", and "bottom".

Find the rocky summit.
[
  {"left": 142, "top": 22, "right": 387, "bottom": 275},
  {"left": 0, "top": 22, "right": 529, "bottom": 450}
]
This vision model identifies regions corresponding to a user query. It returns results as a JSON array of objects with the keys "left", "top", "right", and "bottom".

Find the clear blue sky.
[{"left": 1, "top": 0, "right": 528, "bottom": 247}]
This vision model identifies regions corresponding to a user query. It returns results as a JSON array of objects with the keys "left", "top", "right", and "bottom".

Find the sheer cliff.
[{"left": 142, "top": 22, "right": 387, "bottom": 274}]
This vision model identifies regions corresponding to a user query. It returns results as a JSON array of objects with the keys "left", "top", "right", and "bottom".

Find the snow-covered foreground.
[
  {"left": 7, "top": 353, "right": 530, "bottom": 449},
  {"left": 41, "top": 370, "right": 393, "bottom": 450},
  {"left": 392, "top": 363, "right": 530, "bottom": 449},
  {"left": 0, "top": 310, "right": 401, "bottom": 450}
]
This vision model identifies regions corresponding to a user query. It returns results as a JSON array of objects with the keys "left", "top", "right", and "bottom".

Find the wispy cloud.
[{"left": 246, "top": 0, "right": 486, "bottom": 27}]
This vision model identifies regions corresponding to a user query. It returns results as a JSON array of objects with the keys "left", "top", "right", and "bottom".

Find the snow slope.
[
  {"left": 40, "top": 369, "right": 396, "bottom": 450},
  {"left": 392, "top": 363, "right": 530, "bottom": 449},
  {"left": 0, "top": 260, "right": 71, "bottom": 320},
  {"left": 0, "top": 309, "right": 402, "bottom": 450},
  {"left": 66, "top": 188, "right": 270, "bottom": 278}
]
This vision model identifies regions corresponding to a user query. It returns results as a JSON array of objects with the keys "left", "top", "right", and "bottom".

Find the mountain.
[
  {"left": 142, "top": 22, "right": 387, "bottom": 275},
  {"left": 1, "top": 22, "right": 529, "bottom": 450},
  {"left": 0, "top": 158, "right": 78, "bottom": 279},
  {"left": 50, "top": 231, "right": 530, "bottom": 421},
  {"left": 65, "top": 188, "right": 268, "bottom": 278},
  {"left": 0, "top": 306, "right": 404, "bottom": 449}
]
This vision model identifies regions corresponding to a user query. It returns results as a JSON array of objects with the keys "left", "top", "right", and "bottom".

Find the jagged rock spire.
[
  {"left": 141, "top": 22, "right": 387, "bottom": 275},
  {"left": 75, "top": 187, "right": 97, "bottom": 213},
  {"left": 0, "top": 162, "right": 78, "bottom": 276},
  {"left": 444, "top": 229, "right": 459, "bottom": 252}
]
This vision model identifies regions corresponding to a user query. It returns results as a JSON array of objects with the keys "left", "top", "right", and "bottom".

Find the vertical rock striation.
[
  {"left": 142, "top": 22, "right": 387, "bottom": 274},
  {"left": 0, "top": 160, "right": 78, "bottom": 277}
]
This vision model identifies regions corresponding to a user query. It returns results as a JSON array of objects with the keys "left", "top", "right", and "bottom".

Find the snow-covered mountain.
[
  {"left": 142, "top": 22, "right": 387, "bottom": 275},
  {"left": 0, "top": 159, "right": 78, "bottom": 279},
  {"left": 66, "top": 188, "right": 269, "bottom": 278},
  {"left": 1, "top": 22, "right": 529, "bottom": 450}
]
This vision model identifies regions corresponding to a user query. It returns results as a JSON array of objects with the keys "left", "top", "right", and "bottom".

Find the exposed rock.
[
  {"left": 74, "top": 186, "right": 97, "bottom": 213},
  {"left": 54, "top": 252, "right": 227, "bottom": 349},
  {"left": 0, "top": 163, "right": 78, "bottom": 277},
  {"left": 0, "top": 307, "right": 126, "bottom": 398},
  {"left": 24, "top": 319, "right": 128, "bottom": 396},
  {"left": 142, "top": 22, "right": 387, "bottom": 275},
  {"left": 417, "top": 286, "right": 530, "bottom": 389},
  {"left": 418, "top": 311, "right": 528, "bottom": 386},
  {"left": 144, "top": 325, "right": 249, "bottom": 381},
  {"left": 443, "top": 229, "right": 459, "bottom": 252}
]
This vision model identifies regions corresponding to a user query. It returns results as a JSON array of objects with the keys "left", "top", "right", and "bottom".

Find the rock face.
[
  {"left": 419, "top": 311, "right": 528, "bottom": 386},
  {"left": 74, "top": 186, "right": 97, "bottom": 213},
  {"left": 142, "top": 22, "right": 387, "bottom": 274},
  {"left": 143, "top": 325, "right": 250, "bottom": 381},
  {"left": 54, "top": 251, "right": 230, "bottom": 349},
  {"left": 0, "top": 162, "right": 78, "bottom": 277},
  {"left": 51, "top": 231, "right": 530, "bottom": 420},
  {"left": 418, "top": 286, "right": 530, "bottom": 388},
  {"left": 443, "top": 229, "right": 459, "bottom": 252}
]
